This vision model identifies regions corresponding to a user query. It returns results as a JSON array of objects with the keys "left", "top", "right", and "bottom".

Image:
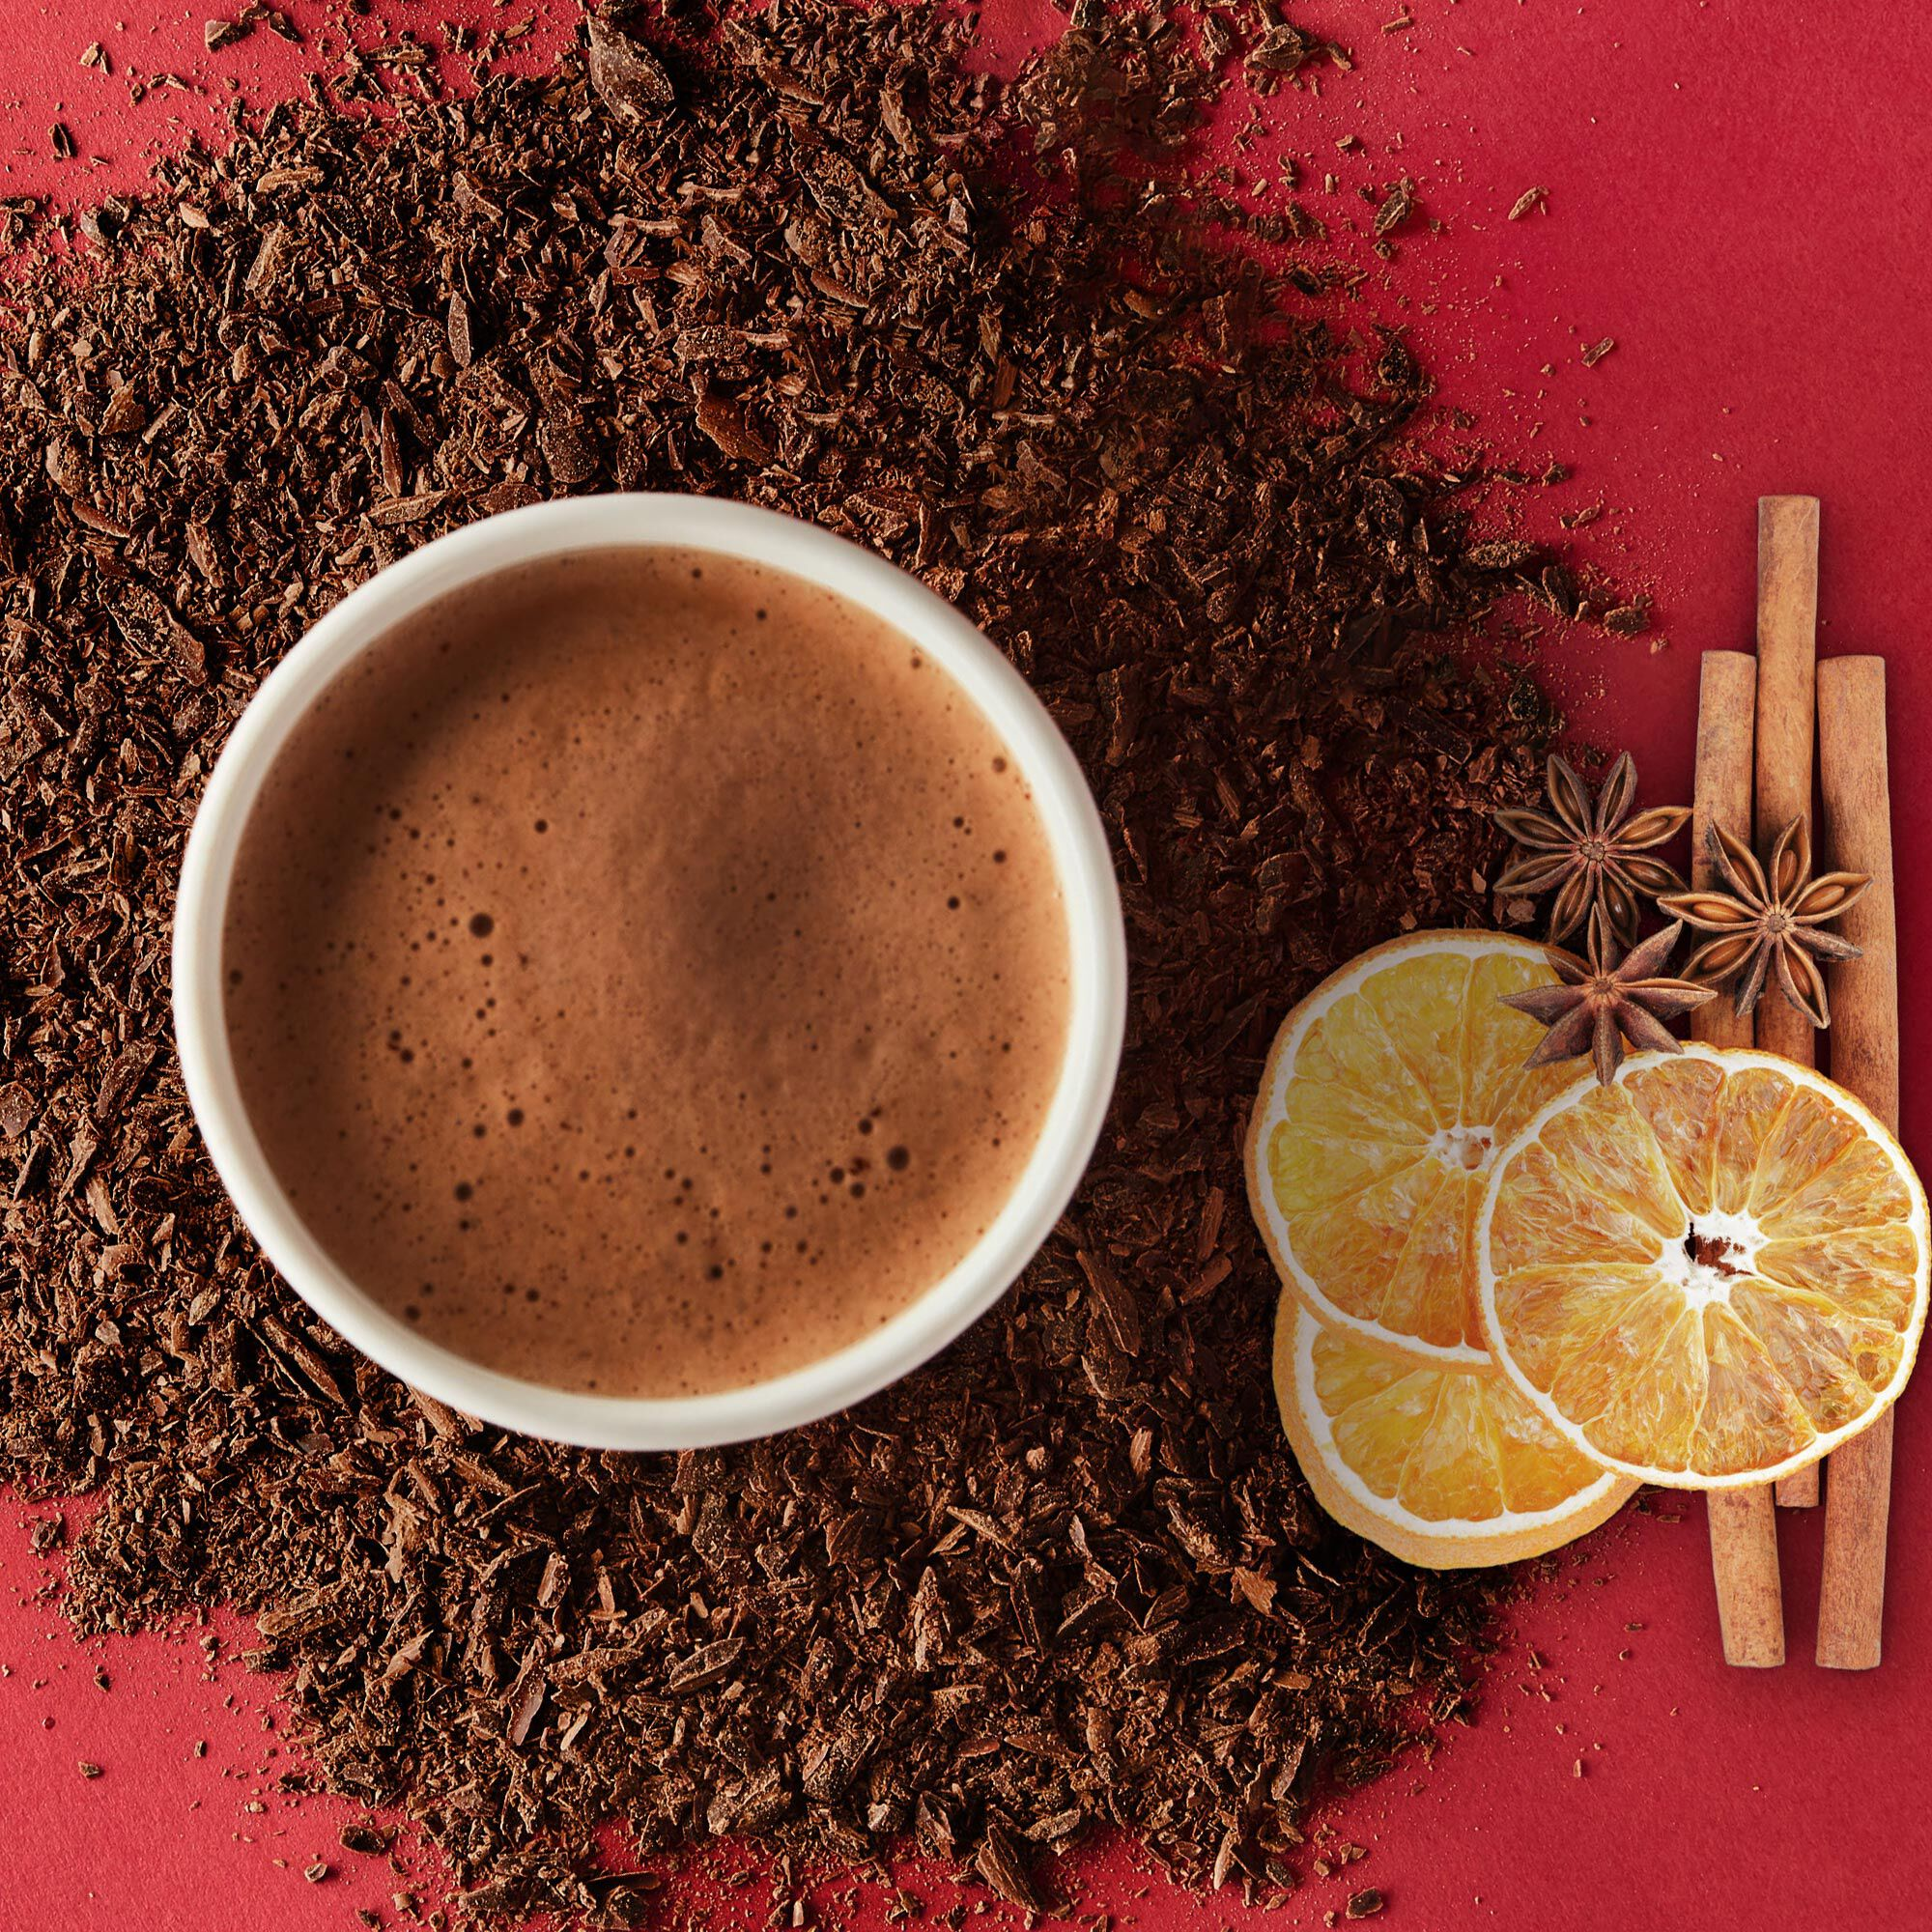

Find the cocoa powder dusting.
[{"left": 1, "top": 4, "right": 1612, "bottom": 1922}]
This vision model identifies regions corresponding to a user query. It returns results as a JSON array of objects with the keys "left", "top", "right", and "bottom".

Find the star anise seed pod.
[
  {"left": 1498, "top": 908, "right": 1715, "bottom": 1087},
  {"left": 1657, "top": 815, "right": 1869, "bottom": 1030},
  {"left": 1493, "top": 751, "right": 1691, "bottom": 947}
]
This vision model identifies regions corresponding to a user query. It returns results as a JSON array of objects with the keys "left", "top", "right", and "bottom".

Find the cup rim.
[{"left": 172, "top": 494, "right": 1126, "bottom": 1449}]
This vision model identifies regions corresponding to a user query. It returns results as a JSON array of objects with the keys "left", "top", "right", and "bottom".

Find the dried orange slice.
[
  {"left": 1273, "top": 1300, "right": 1636, "bottom": 1568},
  {"left": 1246, "top": 931, "right": 1578, "bottom": 1359},
  {"left": 1476, "top": 1044, "right": 1929, "bottom": 1489}
]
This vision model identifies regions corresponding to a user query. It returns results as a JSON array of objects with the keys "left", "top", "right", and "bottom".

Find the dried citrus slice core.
[
  {"left": 1477, "top": 1045, "right": 1930, "bottom": 1488},
  {"left": 1273, "top": 1301, "right": 1635, "bottom": 1568},
  {"left": 1248, "top": 932, "right": 1578, "bottom": 1358}
]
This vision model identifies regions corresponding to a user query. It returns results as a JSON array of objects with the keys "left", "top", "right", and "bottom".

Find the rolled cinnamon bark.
[
  {"left": 1814, "top": 656, "right": 1899, "bottom": 1669},
  {"left": 1692, "top": 651, "right": 1782, "bottom": 1666},
  {"left": 1754, "top": 496, "right": 1823, "bottom": 1508}
]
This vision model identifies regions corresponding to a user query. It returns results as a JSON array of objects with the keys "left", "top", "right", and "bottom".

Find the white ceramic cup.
[{"left": 173, "top": 495, "right": 1126, "bottom": 1450}]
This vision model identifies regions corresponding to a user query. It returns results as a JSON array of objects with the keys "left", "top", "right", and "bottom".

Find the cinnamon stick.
[
  {"left": 1753, "top": 496, "right": 1823, "bottom": 1507},
  {"left": 1692, "top": 651, "right": 1782, "bottom": 1665},
  {"left": 1815, "top": 657, "right": 1899, "bottom": 1669},
  {"left": 1691, "top": 655, "right": 1758, "bottom": 1056}
]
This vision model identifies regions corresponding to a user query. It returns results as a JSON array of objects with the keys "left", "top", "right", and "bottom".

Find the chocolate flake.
[{"left": 586, "top": 16, "right": 676, "bottom": 123}]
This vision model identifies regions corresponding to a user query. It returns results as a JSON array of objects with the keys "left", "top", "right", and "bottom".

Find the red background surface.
[{"left": 5, "top": 3, "right": 1932, "bottom": 1927}]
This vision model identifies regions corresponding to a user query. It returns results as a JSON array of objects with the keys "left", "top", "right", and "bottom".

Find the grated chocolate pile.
[{"left": 0, "top": 4, "right": 1605, "bottom": 1921}]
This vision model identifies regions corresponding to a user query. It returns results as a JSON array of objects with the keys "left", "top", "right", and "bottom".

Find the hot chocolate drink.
[{"left": 221, "top": 545, "right": 1071, "bottom": 1397}]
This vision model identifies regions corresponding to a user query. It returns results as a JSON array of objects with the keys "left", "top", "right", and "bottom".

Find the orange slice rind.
[{"left": 1476, "top": 1043, "right": 1929, "bottom": 1489}]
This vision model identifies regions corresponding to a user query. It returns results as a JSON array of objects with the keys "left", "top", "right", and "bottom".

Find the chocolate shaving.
[
  {"left": 974, "top": 1819, "right": 1044, "bottom": 1913},
  {"left": 586, "top": 16, "right": 676, "bottom": 123}
]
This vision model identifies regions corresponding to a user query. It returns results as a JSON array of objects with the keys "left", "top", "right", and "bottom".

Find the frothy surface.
[{"left": 222, "top": 546, "right": 1071, "bottom": 1398}]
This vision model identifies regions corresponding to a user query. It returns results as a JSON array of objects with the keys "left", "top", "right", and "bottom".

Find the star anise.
[
  {"left": 1499, "top": 908, "right": 1715, "bottom": 1086},
  {"left": 1657, "top": 815, "right": 1869, "bottom": 1030},
  {"left": 1493, "top": 752, "right": 1691, "bottom": 947}
]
